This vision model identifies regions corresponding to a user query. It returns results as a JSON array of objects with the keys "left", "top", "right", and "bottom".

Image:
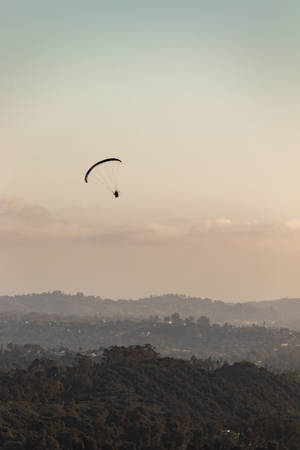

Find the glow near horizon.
[{"left": 1, "top": 1, "right": 300, "bottom": 300}]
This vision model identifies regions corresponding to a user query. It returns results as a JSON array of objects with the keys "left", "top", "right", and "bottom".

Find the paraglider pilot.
[{"left": 113, "top": 190, "right": 119, "bottom": 198}]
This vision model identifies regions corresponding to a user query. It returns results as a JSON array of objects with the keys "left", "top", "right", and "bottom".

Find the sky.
[{"left": 1, "top": 1, "right": 300, "bottom": 301}]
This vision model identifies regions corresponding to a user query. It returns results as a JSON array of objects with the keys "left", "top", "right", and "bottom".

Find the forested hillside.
[
  {"left": 0, "top": 346, "right": 299, "bottom": 449},
  {"left": 1, "top": 314, "right": 300, "bottom": 372}
]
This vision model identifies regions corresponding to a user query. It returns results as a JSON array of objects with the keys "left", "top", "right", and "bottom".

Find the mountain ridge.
[{"left": 1, "top": 291, "right": 300, "bottom": 329}]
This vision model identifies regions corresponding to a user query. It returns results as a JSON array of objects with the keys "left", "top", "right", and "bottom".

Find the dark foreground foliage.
[{"left": 0, "top": 345, "right": 300, "bottom": 449}]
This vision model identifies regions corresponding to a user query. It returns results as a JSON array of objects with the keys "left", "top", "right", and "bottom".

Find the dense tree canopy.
[{"left": 0, "top": 346, "right": 299, "bottom": 448}]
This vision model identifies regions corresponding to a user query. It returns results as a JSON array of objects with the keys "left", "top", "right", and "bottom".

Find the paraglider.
[{"left": 84, "top": 158, "right": 122, "bottom": 198}]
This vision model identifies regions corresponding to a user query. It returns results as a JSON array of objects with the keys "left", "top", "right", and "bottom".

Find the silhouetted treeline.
[
  {"left": 2, "top": 291, "right": 300, "bottom": 329},
  {"left": 0, "top": 345, "right": 300, "bottom": 448}
]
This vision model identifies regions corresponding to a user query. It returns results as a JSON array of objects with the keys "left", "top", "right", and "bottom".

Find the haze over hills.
[{"left": 1, "top": 291, "right": 300, "bottom": 329}]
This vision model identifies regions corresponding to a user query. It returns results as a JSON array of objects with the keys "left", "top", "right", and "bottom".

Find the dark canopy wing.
[{"left": 84, "top": 158, "right": 122, "bottom": 183}]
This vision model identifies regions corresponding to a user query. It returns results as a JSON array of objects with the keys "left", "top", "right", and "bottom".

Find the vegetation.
[
  {"left": 2, "top": 291, "right": 300, "bottom": 330},
  {"left": 1, "top": 314, "right": 300, "bottom": 372},
  {"left": 2, "top": 294, "right": 300, "bottom": 447},
  {"left": 0, "top": 345, "right": 300, "bottom": 448}
]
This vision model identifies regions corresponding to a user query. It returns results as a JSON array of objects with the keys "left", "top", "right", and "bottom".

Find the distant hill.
[{"left": 1, "top": 291, "right": 300, "bottom": 328}]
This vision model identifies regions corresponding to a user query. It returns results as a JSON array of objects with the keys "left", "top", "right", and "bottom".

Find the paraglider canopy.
[{"left": 84, "top": 158, "right": 122, "bottom": 198}]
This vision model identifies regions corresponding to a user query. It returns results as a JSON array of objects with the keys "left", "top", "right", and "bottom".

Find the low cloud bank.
[{"left": 1, "top": 197, "right": 300, "bottom": 245}]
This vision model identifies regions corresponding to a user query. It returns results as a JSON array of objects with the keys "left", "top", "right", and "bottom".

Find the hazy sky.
[{"left": 1, "top": 1, "right": 300, "bottom": 300}]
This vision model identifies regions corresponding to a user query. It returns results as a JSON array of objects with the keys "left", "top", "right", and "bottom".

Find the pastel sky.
[{"left": 1, "top": 1, "right": 300, "bottom": 300}]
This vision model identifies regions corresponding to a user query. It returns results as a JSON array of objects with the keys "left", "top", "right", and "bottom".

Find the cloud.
[
  {"left": 2, "top": 197, "right": 300, "bottom": 248},
  {"left": 3, "top": 199, "right": 300, "bottom": 300},
  {"left": 285, "top": 219, "right": 300, "bottom": 230},
  {"left": 0, "top": 198, "right": 188, "bottom": 245},
  {"left": 193, "top": 218, "right": 233, "bottom": 231},
  {"left": 0, "top": 198, "right": 50, "bottom": 225},
  {"left": 136, "top": 223, "right": 184, "bottom": 242},
  {"left": 215, "top": 217, "right": 232, "bottom": 226},
  {"left": 0, "top": 198, "right": 89, "bottom": 241}
]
